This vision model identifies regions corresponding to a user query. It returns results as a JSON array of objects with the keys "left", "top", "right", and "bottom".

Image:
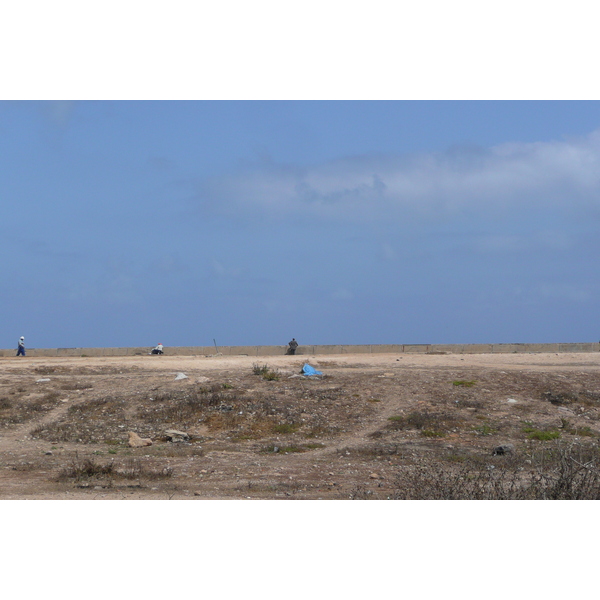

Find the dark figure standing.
[
  {"left": 16, "top": 336, "right": 25, "bottom": 357},
  {"left": 287, "top": 338, "right": 298, "bottom": 355}
]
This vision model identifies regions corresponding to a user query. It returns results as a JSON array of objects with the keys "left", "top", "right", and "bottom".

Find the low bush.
[
  {"left": 522, "top": 422, "right": 561, "bottom": 441},
  {"left": 390, "top": 442, "right": 600, "bottom": 499},
  {"left": 252, "top": 364, "right": 280, "bottom": 381},
  {"left": 387, "top": 411, "right": 460, "bottom": 436},
  {"left": 58, "top": 457, "right": 173, "bottom": 482}
]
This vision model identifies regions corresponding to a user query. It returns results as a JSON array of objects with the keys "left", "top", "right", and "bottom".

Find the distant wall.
[{"left": 1, "top": 342, "right": 599, "bottom": 358}]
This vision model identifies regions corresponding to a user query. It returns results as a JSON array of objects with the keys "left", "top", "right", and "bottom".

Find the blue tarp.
[{"left": 302, "top": 364, "right": 322, "bottom": 376}]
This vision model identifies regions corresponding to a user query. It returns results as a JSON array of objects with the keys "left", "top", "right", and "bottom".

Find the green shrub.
[
  {"left": 522, "top": 421, "right": 560, "bottom": 440},
  {"left": 252, "top": 363, "right": 280, "bottom": 381},
  {"left": 388, "top": 411, "right": 457, "bottom": 433},
  {"left": 421, "top": 429, "right": 446, "bottom": 438},
  {"left": 474, "top": 424, "right": 496, "bottom": 436}
]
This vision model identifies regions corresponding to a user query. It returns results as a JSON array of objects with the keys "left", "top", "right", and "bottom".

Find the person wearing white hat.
[{"left": 16, "top": 336, "right": 25, "bottom": 357}]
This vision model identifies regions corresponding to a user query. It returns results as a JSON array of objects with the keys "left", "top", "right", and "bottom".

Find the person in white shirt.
[{"left": 150, "top": 343, "right": 164, "bottom": 355}]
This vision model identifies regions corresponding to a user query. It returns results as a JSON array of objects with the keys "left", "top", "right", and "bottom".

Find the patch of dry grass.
[
  {"left": 390, "top": 442, "right": 600, "bottom": 500},
  {"left": 58, "top": 456, "right": 174, "bottom": 482}
]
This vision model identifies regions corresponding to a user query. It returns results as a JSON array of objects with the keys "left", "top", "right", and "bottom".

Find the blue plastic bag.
[{"left": 302, "top": 364, "right": 322, "bottom": 376}]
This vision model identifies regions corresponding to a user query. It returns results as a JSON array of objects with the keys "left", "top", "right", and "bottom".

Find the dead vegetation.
[
  {"left": 58, "top": 456, "right": 174, "bottom": 483},
  {"left": 390, "top": 442, "right": 600, "bottom": 499}
]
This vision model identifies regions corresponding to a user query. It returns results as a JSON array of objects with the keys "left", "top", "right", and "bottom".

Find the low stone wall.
[{"left": 1, "top": 342, "right": 599, "bottom": 358}]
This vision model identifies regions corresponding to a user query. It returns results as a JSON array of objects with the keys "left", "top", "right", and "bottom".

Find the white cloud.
[{"left": 197, "top": 129, "right": 600, "bottom": 221}]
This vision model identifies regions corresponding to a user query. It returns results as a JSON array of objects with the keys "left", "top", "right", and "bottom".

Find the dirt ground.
[{"left": 2, "top": 351, "right": 600, "bottom": 500}]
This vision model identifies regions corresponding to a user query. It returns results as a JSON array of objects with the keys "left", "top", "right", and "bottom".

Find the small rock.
[
  {"left": 36, "top": 378, "right": 51, "bottom": 383},
  {"left": 165, "top": 429, "right": 190, "bottom": 442},
  {"left": 196, "top": 376, "right": 209, "bottom": 383},
  {"left": 507, "top": 398, "right": 518, "bottom": 403},
  {"left": 45, "top": 451, "right": 53, "bottom": 455},
  {"left": 174, "top": 372, "right": 188, "bottom": 380},
  {"left": 128, "top": 432, "right": 153, "bottom": 448},
  {"left": 369, "top": 473, "right": 380, "bottom": 479}
]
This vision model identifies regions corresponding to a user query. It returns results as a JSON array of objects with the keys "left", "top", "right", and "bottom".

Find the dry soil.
[{"left": 2, "top": 351, "right": 600, "bottom": 499}]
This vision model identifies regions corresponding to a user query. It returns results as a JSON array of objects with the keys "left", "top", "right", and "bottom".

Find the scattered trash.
[
  {"left": 302, "top": 364, "right": 322, "bottom": 376},
  {"left": 174, "top": 372, "right": 188, "bottom": 380},
  {"left": 507, "top": 398, "right": 518, "bottom": 403},
  {"left": 36, "top": 378, "right": 51, "bottom": 383}
]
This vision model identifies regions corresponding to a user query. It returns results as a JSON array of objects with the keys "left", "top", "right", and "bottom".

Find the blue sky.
[{"left": 2, "top": 100, "right": 600, "bottom": 348}]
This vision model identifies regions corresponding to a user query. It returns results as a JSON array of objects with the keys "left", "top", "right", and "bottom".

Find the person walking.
[
  {"left": 16, "top": 336, "right": 25, "bottom": 357},
  {"left": 287, "top": 338, "right": 298, "bottom": 355}
]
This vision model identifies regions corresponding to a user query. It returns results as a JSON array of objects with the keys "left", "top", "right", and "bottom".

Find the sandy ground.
[{"left": 2, "top": 351, "right": 600, "bottom": 499}]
